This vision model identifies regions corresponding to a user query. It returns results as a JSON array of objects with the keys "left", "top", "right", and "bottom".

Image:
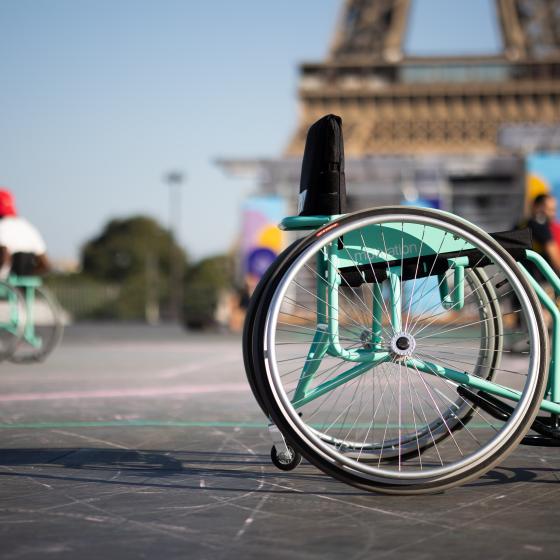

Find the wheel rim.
[
  {"left": 262, "top": 210, "right": 543, "bottom": 483},
  {"left": 10, "top": 287, "right": 63, "bottom": 363}
]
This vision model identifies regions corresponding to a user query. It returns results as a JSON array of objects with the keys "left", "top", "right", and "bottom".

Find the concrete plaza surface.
[{"left": 0, "top": 324, "right": 559, "bottom": 560}]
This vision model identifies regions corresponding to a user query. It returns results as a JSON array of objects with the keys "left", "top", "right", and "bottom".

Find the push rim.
[{"left": 262, "top": 209, "right": 543, "bottom": 483}]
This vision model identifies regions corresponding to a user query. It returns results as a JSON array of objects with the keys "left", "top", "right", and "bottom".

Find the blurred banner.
[
  {"left": 526, "top": 153, "right": 560, "bottom": 216},
  {"left": 241, "top": 196, "right": 286, "bottom": 281}
]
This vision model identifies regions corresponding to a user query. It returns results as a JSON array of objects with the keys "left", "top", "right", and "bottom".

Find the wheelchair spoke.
[
  {"left": 408, "top": 248, "right": 490, "bottom": 335},
  {"left": 404, "top": 224, "right": 427, "bottom": 333},
  {"left": 302, "top": 261, "right": 394, "bottom": 342},
  {"left": 410, "top": 361, "right": 464, "bottom": 456},
  {"left": 339, "top": 242, "right": 390, "bottom": 324},
  {"left": 411, "top": 274, "right": 512, "bottom": 338},
  {"left": 292, "top": 276, "right": 386, "bottom": 340},
  {"left": 415, "top": 309, "right": 522, "bottom": 342},
  {"left": 414, "top": 346, "right": 529, "bottom": 378},
  {"left": 407, "top": 350, "right": 502, "bottom": 434},
  {"left": 358, "top": 231, "right": 397, "bottom": 333},
  {"left": 405, "top": 232, "right": 456, "bottom": 333}
]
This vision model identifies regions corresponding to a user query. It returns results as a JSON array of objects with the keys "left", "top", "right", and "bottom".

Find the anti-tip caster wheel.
[{"left": 271, "top": 445, "right": 302, "bottom": 471}]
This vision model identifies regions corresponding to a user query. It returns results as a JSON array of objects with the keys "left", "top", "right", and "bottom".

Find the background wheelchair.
[
  {"left": 243, "top": 115, "right": 560, "bottom": 494},
  {"left": 0, "top": 253, "right": 64, "bottom": 363}
]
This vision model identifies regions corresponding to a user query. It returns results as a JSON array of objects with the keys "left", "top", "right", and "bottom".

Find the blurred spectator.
[
  {"left": 551, "top": 218, "right": 560, "bottom": 249},
  {"left": 525, "top": 193, "right": 560, "bottom": 275},
  {"left": 0, "top": 188, "right": 49, "bottom": 278},
  {"left": 238, "top": 280, "right": 252, "bottom": 312}
]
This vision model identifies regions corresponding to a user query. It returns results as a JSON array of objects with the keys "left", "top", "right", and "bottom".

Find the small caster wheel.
[{"left": 271, "top": 444, "right": 302, "bottom": 471}]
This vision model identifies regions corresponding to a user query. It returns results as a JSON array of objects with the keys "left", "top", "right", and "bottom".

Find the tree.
[
  {"left": 183, "top": 254, "right": 234, "bottom": 329},
  {"left": 81, "top": 215, "right": 187, "bottom": 320}
]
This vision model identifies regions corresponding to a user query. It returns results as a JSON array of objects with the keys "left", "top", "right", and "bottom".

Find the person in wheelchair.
[{"left": 0, "top": 188, "right": 49, "bottom": 279}]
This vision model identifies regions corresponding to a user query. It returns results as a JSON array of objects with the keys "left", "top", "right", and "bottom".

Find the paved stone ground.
[{"left": 0, "top": 324, "right": 559, "bottom": 560}]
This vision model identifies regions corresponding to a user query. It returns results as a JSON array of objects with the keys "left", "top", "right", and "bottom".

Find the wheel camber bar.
[{"left": 409, "top": 358, "right": 560, "bottom": 415}]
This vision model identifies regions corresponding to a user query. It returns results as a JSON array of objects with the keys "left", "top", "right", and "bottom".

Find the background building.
[{"left": 221, "top": 0, "right": 560, "bottom": 242}]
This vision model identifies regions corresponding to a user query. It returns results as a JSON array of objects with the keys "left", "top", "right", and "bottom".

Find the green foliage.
[
  {"left": 183, "top": 254, "right": 233, "bottom": 329},
  {"left": 45, "top": 273, "right": 120, "bottom": 320},
  {"left": 49, "top": 215, "right": 236, "bottom": 325},
  {"left": 79, "top": 215, "right": 187, "bottom": 320},
  {"left": 82, "top": 216, "right": 185, "bottom": 281}
]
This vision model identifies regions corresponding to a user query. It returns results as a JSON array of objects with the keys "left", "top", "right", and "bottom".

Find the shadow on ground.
[
  {"left": 0, "top": 447, "right": 558, "bottom": 494},
  {"left": 0, "top": 447, "right": 362, "bottom": 495}
]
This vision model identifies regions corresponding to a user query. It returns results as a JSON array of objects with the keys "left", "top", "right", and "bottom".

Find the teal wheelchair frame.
[
  {"left": 280, "top": 215, "right": 560, "bottom": 417},
  {"left": 245, "top": 114, "right": 557, "bottom": 493},
  {"left": 0, "top": 275, "right": 63, "bottom": 363},
  {"left": 245, "top": 207, "right": 557, "bottom": 493}
]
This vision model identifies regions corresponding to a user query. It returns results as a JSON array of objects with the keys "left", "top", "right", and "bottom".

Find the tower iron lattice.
[{"left": 286, "top": 0, "right": 560, "bottom": 156}]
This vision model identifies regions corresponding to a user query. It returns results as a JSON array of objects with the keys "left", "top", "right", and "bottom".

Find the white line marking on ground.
[
  {"left": 50, "top": 430, "right": 130, "bottom": 449},
  {"left": 234, "top": 493, "right": 270, "bottom": 541}
]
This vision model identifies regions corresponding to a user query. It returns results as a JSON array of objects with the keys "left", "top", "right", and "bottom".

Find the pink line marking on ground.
[{"left": 0, "top": 383, "right": 249, "bottom": 402}]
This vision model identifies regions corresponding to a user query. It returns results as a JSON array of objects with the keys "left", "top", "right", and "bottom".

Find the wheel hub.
[{"left": 390, "top": 332, "right": 416, "bottom": 359}]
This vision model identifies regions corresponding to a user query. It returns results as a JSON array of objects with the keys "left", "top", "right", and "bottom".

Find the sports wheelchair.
[
  {"left": 0, "top": 253, "right": 63, "bottom": 363},
  {"left": 243, "top": 115, "right": 560, "bottom": 494}
]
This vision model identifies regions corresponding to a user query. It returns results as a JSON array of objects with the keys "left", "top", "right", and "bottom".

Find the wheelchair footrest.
[
  {"left": 520, "top": 434, "right": 560, "bottom": 447},
  {"left": 457, "top": 386, "right": 510, "bottom": 422},
  {"left": 457, "top": 386, "right": 560, "bottom": 443}
]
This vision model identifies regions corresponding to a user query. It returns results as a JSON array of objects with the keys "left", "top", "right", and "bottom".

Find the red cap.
[{"left": 0, "top": 189, "right": 17, "bottom": 217}]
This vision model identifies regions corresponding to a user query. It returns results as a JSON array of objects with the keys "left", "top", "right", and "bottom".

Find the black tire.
[{"left": 243, "top": 240, "right": 304, "bottom": 416}]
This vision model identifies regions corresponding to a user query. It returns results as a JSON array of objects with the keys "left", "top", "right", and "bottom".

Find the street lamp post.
[{"left": 165, "top": 171, "right": 185, "bottom": 322}]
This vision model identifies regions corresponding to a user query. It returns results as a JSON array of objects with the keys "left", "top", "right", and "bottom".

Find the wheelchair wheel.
[
  {"left": 10, "top": 286, "right": 64, "bottom": 363},
  {"left": 243, "top": 240, "right": 304, "bottom": 416},
  {"left": 246, "top": 254, "right": 501, "bottom": 462},
  {"left": 0, "top": 281, "right": 26, "bottom": 362},
  {"left": 252, "top": 207, "right": 548, "bottom": 494}
]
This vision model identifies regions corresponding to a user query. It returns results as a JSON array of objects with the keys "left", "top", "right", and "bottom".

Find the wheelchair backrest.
[
  {"left": 11, "top": 252, "right": 39, "bottom": 276},
  {"left": 298, "top": 114, "right": 347, "bottom": 216}
]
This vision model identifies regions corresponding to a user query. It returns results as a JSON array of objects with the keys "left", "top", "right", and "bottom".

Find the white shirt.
[{"left": 0, "top": 216, "right": 46, "bottom": 255}]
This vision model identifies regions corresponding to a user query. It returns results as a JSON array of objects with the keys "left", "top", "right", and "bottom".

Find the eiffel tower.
[
  {"left": 219, "top": 1, "right": 560, "bottom": 233},
  {"left": 286, "top": 0, "right": 560, "bottom": 156}
]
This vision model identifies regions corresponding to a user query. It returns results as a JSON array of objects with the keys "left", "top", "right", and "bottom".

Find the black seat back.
[
  {"left": 298, "top": 114, "right": 347, "bottom": 216},
  {"left": 11, "top": 252, "right": 39, "bottom": 276}
]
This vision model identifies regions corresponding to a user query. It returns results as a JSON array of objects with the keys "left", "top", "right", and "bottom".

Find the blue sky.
[{"left": 0, "top": 0, "right": 501, "bottom": 262}]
